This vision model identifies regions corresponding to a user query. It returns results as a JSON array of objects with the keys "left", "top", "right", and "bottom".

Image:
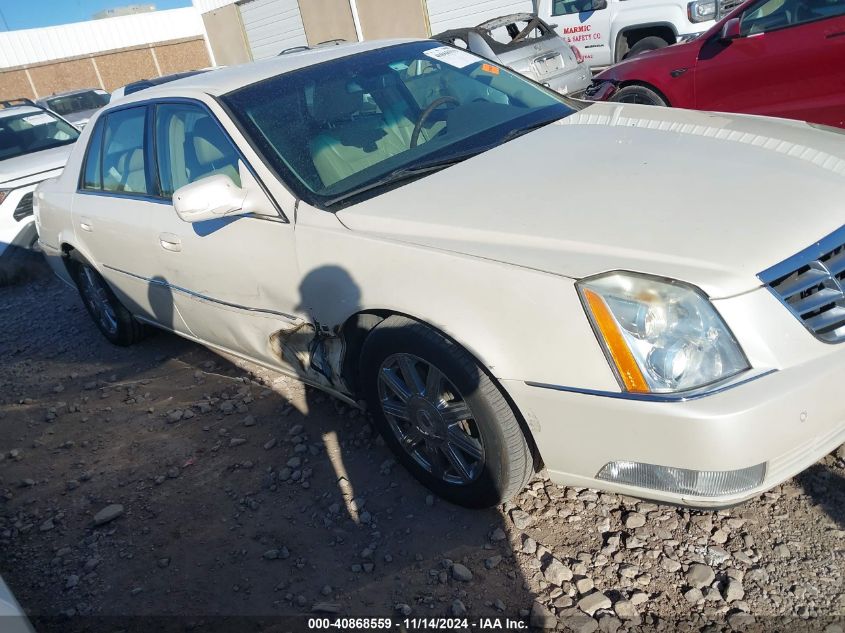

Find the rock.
[
  {"left": 93, "top": 504, "right": 124, "bottom": 526},
  {"left": 484, "top": 555, "right": 502, "bottom": 570},
  {"left": 510, "top": 509, "right": 533, "bottom": 530},
  {"left": 311, "top": 602, "right": 340, "bottom": 614},
  {"left": 451, "top": 563, "right": 473, "bottom": 582},
  {"left": 263, "top": 438, "right": 277, "bottom": 450},
  {"left": 575, "top": 577, "right": 594, "bottom": 594},
  {"left": 723, "top": 578, "right": 745, "bottom": 603},
  {"left": 661, "top": 557, "right": 682, "bottom": 573},
  {"left": 613, "top": 600, "right": 637, "bottom": 620},
  {"left": 686, "top": 563, "right": 715, "bottom": 589},
  {"left": 229, "top": 438, "right": 247, "bottom": 447},
  {"left": 711, "top": 529, "right": 729, "bottom": 544},
  {"left": 39, "top": 518, "right": 54, "bottom": 532},
  {"left": 624, "top": 512, "right": 646, "bottom": 529},
  {"left": 490, "top": 527, "right": 507, "bottom": 542},
  {"left": 727, "top": 612, "right": 756, "bottom": 629},
  {"left": 629, "top": 592, "right": 649, "bottom": 606},
  {"left": 65, "top": 575, "right": 79, "bottom": 589},
  {"left": 543, "top": 559, "right": 573, "bottom": 585},
  {"left": 773, "top": 544, "right": 791, "bottom": 559},
  {"left": 263, "top": 549, "right": 281, "bottom": 560},
  {"left": 529, "top": 601, "right": 557, "bottom": 630},
  {"left": 522, "top": 537, "right": 537, "bottom": 554},
  {"left": 578, "top": 591, "right": 611, "bottom": 616},
  {"left": 683, "top": 588, "right": 704, "bottom": 604},
  {"left": 157, "top": 558, "right": 170, "bottom": 569},
  {"left": 618, "top": 564, "right": 639, "bottom": 579},
  {"left": 597, "top": 615, "right": 622, "bottom": 633},
  {"left": 242, "top": 415, "right": 255, "bottom": 426},
  {"left": 395, "top": 603, "right": 412, "bottom": 616},
  {"left": 565, "top": 615, "right": 599, "bottom": 633},
  {"left": 451, "top": 599, "right": 467, "bottom": 617}
]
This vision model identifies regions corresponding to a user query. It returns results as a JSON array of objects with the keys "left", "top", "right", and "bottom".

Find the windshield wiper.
[{"left": 322, "top": 152, "right": 481, "bottom": 207}]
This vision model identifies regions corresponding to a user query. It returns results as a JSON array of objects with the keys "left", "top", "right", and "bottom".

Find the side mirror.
[
  {"left": 173, "top": 174, "right": 250, "bottom": 223},
  {"left": 719, "top": 17, "right": 741, "bottom": 41},
  {"left": 592, "top": 0, "right": 608, "bottom": 10}
]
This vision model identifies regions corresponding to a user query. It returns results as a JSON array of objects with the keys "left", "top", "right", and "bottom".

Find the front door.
[
  {"left": 146, "top": 101, "right": 304, "bottom": 372},
  {"left": 694, "top": 0, "right": 845, "bottom": 125},
  {"left": 546, "top": 0, "right": 613, "bottom": 66}
]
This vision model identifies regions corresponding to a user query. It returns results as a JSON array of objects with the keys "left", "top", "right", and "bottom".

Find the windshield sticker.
[
  {"left": 423, "top": 46, "right": 480, "bottom": 68},
  {"left": 481, "top": 63, "right": 500, "bottom": 75},
  {"left": 22, "top": 113, "right": 55, "bottom": 126},
  {"left": 389, "top": 61, "right": 409, "bottom": 71}
]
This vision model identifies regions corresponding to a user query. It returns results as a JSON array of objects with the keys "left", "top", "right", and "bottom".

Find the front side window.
[
  {"left": 0, "top": 110, "right": 79, "bottom": 161},
  {"left": 222, "top": 41, "right": 573, "bottom": 207},
  {"left": 740, "top": 0, "right": 845, "bottom": 34},
  {"left": 154, "top": 103, "right": 241, "bottom": 197},
  {"left": 101, "top": 107, "right": 148, "bottom": 194},
  {"left": 552, "top": 0, "right": 603, "bottom": 15}
]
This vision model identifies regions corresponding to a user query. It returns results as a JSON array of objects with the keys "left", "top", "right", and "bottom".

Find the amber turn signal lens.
[{"left": 582, "top": 288, "right": 650, "bottom": 393}]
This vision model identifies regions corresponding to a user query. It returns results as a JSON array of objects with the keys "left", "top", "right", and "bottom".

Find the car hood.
[
  {"left": 0, "top": 144, "right": 73, "bottom": 187},
  {"left": 62, "top": 108, "right": 98, "bottom": 127},
  {"left": 337, "top": 102, "right": 845, "bottom": 298}
]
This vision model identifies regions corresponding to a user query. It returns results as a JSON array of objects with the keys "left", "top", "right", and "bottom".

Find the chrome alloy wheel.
[
  {"left": 377, "top": 353, "right": 484, "bottom": 485},
  {"left": 78, "top": 267, "right": 118, "bottom": 336}
]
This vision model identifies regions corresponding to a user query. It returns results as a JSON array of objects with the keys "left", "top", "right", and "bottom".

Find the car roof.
[
  {"left": 115, "top": 38, "right": 419, "bottom": 104},
  {"left": 0, "top": 105, "right": 45, "bottom": 119}
]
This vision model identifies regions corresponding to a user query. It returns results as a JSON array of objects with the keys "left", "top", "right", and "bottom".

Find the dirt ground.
[{"left": 1, "top": 259, "right": 844, "bottom": 633}]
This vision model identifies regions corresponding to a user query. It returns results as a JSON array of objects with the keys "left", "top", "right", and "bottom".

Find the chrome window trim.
[{"left": 525, "top": 369, "right": 777, "bottom": 402}]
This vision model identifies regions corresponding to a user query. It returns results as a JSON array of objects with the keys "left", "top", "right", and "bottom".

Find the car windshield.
[
  {"left": 222, "top": 41, "right": 574, "bottom": 207},
  {"left": 45, "top": 91, "right": 109, "bottom": 116},
  {"left": 0, "top": 110, "right": 79, "bottom": 161}
]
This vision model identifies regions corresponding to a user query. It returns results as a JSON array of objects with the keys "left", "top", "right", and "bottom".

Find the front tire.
[
  {"left": 625, "top": 35, "right": 670, "bottom": 58},
  {"left": 71, "top": 259, "right": 145, "bottom": 346},
  {"left": 360, "top": 316, "right": 534, "bottom": 508},
  {"left": 610, "top": 84, "right": 668, "bottom": 107}
]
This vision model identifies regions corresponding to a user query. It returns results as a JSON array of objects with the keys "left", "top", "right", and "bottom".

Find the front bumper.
[{"left": 503, "top": 347, "right": 845, "bottom": 507}]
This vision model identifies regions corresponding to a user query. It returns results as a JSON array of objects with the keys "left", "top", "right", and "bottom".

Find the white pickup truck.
[{"left": 534, "top": 0, "right": 742, "bottom": 67}]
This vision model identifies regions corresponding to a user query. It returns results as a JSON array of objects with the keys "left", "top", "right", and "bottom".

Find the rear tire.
[
  {"left": 360, "top": 315, "right": 534, "bottom": 508},
  {"left": 610, "top": 85, "right": 668, "bottom": 107},
  {"left": 625, "top": 36, "right": 670, "bottom": 58},
  {"left": 70, "top": 259, "right": 145, "bottom": 346}
]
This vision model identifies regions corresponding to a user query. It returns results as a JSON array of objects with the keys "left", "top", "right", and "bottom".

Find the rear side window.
[
  {"left": 101, "top": 107, "right": 149, "bottom": 195},
  {"left": 81, "top": 119, "right": 104, "bottom": 190},
  {"left": 154, "top": 103, "right": 241, "bottom": 197}
]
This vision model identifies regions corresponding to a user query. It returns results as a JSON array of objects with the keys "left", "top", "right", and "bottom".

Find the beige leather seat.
[
  {"left": 191, "top": 117, "right": 240, "bottom": 185},
  {"left": 309, "top": 79, "right": 409, "bottom": 188}
]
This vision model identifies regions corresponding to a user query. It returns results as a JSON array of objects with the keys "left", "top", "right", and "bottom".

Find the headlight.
[
  {"left": 578, "top": 272, "right": 749, "bottom": 394},
  {"left": 0, "top": 188, "right": 10, "bottom": 205},
  {"left": 688, "top": 0, "right": 717, "bottom": 22}
]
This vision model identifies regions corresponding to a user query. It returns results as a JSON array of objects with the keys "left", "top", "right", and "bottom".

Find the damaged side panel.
[{"left": 268, "top": 321, "right": 349, "bottom": 393}]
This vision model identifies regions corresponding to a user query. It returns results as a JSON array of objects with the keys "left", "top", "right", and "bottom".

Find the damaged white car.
[{"left": 35, "top": 40, "right": 845, "bottom": 508}]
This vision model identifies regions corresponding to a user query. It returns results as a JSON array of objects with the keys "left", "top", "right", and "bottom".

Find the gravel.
[{"left": 1, "top": 265, "right": 844, "bottom": 630}]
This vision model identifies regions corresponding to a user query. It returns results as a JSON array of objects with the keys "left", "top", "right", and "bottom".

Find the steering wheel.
[{"left": 410, "top": 96, "right": 460, "bottom": 148}]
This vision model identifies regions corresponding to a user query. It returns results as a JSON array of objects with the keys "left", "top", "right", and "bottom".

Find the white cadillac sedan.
[{"left": 34, "top": 39, "right": 845, "bottom": 508}]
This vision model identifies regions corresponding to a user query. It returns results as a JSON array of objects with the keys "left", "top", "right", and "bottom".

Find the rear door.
[
  {"left": 72, "top": 105, "right": 171, "bottom": 321},
  {"left": 693, "top": 0, "right": 845, "bottom": 125},
  {"left": 546, "top": 0, "right": 613, "bottom": 66}
]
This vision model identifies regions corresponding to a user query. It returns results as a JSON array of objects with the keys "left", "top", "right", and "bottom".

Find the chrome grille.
[
  {"left": 13, "top": 192, "right": 33, "bottom": 222},
  {"left": 759, "top": 226, "right": 845, "bottom": 344}
]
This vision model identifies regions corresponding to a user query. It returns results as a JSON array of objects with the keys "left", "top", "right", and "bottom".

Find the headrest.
[
  {"left": 192, "top": 116, "right": 231, "bottom": 166},
  {"left": 127, "top": 148, "right": 144, "bottom": 171},
  {"left": 312, "top": 78, "right": 364, "bottom": 124}
]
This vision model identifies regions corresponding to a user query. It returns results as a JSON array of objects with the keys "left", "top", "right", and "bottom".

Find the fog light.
[{"left": 596, "top": 461, "right": 766, "bottom": 497}]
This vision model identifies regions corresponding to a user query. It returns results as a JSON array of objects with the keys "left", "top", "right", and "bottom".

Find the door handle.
[
  {"left": 79, "top": 217, "right": 93, "bottom": 232},
  {"left": 159, "top": 233, "right": 182, "bottom": 252}
]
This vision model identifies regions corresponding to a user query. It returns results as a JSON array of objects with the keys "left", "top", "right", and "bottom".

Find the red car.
[{"left": 585, "top": 0, "right": 845, "bottom": 128}]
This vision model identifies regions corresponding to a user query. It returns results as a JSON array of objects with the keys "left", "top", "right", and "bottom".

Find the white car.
[
  {"left": 35, "top": 40, "right": 845, "bottom": 508},
  {"left": 0, "top": 575, "right": 33, "bottom": 633},
  {"left": 1, "top": 105, "right": 78, "bottom": 276}
]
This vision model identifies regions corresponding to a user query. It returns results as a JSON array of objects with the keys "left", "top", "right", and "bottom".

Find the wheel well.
[
  {"left": 615, "top": 25, "right": 676, "bottom": 62},
  {"left": 339, "top": 310, "right": 544, "bottom": 472},
  {"left": 60, "top": 243, "right": 79, "bottom": 275},
  {"left": 616, "top": 80, "right": 672, "bottom": 107}
]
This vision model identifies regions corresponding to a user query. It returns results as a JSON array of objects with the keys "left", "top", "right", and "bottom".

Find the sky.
[{"left": 0, "top": 0, "right": 191, "bottom": 31}]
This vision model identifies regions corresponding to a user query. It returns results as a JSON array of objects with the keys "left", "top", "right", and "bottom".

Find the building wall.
[
  {"left": 356, "top": 0, "right": 429, "bottom": 38},
  {"left": 298, "top": 0, "right": 358, "bottom": 45},
  {"left": 202, "top": 3, "right": 253, "bottom": 66},
  {"left": 0, "top": 38, "right": 210, "bottom": 100}
]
